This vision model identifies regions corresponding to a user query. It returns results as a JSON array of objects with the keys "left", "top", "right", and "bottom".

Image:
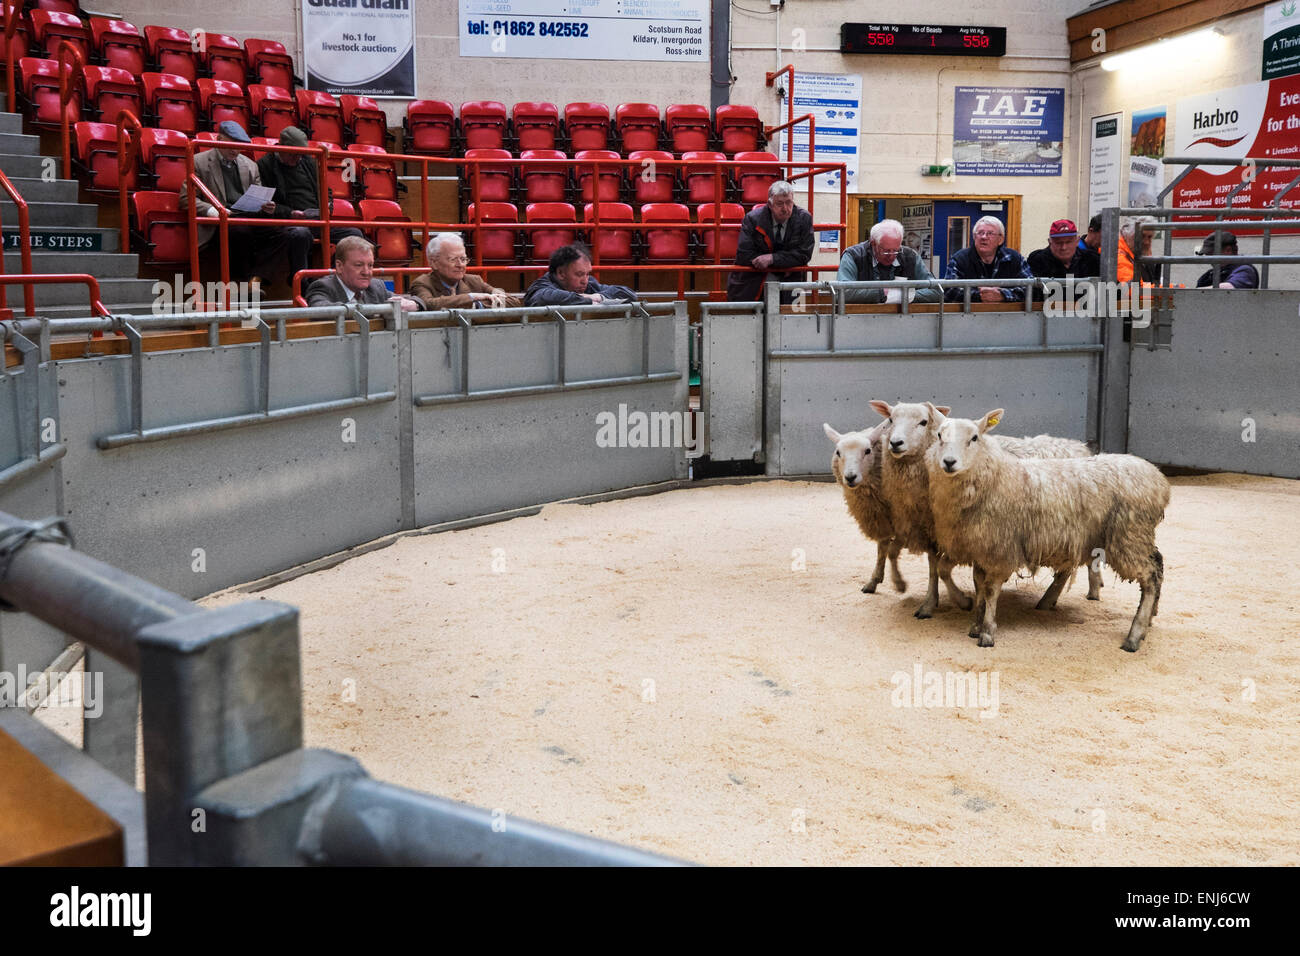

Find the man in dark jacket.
[
  {"left": 256, "top": 125, "right": 365, "bottom": 283},
  {"left": 1070, "top": 214, "right": 1102, "bottom": 278},
  {"left": 727, "top": 181, "right": 815, "bottom": 303},
  {"left": 836, "top": 218, "right": 940, "bottom": 303},
  {"left": 523, "top": 243, "right": 637, "bottom": 306},
  {"left": 944, "top": 215, "right": 1034, "bottom": 302},
  {"left": 1027, "top": 219, "right": 1080, "bottom": 279},
  {"left": 305, "top": 235, "right": 420, "bottom": 309},
  {"left": 1194, "top": 231, "right": 1259, "bottom": 289}
]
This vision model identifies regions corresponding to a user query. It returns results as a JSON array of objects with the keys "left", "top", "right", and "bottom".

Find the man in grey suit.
[{"left": 305, "top": 235, "right": 420, "bottom": 310}]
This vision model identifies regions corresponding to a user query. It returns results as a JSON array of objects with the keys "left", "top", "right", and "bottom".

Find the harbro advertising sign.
[{"left": 302, "top": 0, "right": 415, "bottom": 97}]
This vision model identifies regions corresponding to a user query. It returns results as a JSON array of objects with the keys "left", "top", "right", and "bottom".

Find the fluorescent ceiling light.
[{"left": 1100, "top": 27, "right": 1224, "bottom": 72}]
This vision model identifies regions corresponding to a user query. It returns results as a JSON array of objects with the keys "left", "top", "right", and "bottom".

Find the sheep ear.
[
  {"left": 868, "top": 400, "right": 892, "bottom": 419},
  {"left": 935, "top": 405, "right": 952, "bottom": 416},
  {"left": 979, "top": 409, "right": 1005, "bottom": 432},
  {"left": 823, "top": 423, "right": 841, "bottom": 444},
  {"left": 925, "top": 401, "right": 948, "bottom": 425}
]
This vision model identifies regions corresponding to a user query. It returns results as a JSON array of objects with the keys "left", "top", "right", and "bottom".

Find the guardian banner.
[{"left": 303, "top": 0, "right": 416, "bottom": 97}]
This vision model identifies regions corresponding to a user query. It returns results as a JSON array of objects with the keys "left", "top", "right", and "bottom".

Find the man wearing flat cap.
[
  {"left": 1195, "top": 231, "right": 1259, "bottom": 289},
  {"left": 257, "top": 125, "right": 366, "bottom": 284},
  {"left": 179, "top": 119, "right": 277, "bottom": 282}
]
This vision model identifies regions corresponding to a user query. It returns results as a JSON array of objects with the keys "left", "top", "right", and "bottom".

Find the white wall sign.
[
  {"left": 900, "top": 203, "right": 933, "bottom": 260},
  {"left": 775, "top": 72, "right": 862, "bottom": 194},
  {"left": 303, "top": 0, "right": 416, "bottom": 97},
  {"left": 1264, "top": 1, "right": 1300, "bottom": 80},
  {"left": 458, "top": 0, "right": 709, "bottom": 62},
  {"left": 1088, "top": 112, "right": 1123, "bottom": 220}
]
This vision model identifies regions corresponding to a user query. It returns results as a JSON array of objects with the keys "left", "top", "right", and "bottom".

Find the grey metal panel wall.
[
  {"left": 767, "top": 310, "right": 1101, "bottom": 476},
  {"left": 701, "top": 305, "right": 763, "bottom": 463},
  {"left": 56, "top": 335, "right": 404, "bottom": 598},
  {"left": 410, "top": 313, "right": 687, "bottom": 527},
  {"left": 1128, "top": 289, "right": 1300, "bottom": 477}
]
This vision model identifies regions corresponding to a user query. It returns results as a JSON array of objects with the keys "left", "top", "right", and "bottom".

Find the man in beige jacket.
[{"left": 409, "top": 233, "right": 523, "bottom": 310}]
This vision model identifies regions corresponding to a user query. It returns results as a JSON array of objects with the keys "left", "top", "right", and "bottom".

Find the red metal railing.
[
  {"left": 0, "top": 168, "right": 34, "bottom": 315},
  {"left": 0, "top": 272, "right": 111, "bottom": 316},
  {"left": 56, "top": 40, "right": 83, "bottom": 180},
  {"left": 116, "top": 110, "right": 145, "bottom": 255}
]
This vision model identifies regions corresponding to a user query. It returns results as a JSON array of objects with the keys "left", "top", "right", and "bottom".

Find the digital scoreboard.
[{"left": 841, "top": 23, "right": 1007, "bottom": 57}]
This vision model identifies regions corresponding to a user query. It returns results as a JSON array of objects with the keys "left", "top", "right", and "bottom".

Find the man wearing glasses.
[
  {"left": 410, "top": 233, "right": 523, "bottom": 310},
  {"left": 943, "top": 215, "right": 1034, "bottom": 303},
  {"left": 836, "top": 218, "right": 941, "bottom": 304}
]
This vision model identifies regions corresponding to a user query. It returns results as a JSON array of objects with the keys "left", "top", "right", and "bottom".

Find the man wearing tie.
[{"left": 727, "top": 181, "right": 815, "bottom": 303}]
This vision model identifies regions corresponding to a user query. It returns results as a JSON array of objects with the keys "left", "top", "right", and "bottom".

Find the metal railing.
[{"left": 0, "top": 272, "right": 109, "bottom": 318}]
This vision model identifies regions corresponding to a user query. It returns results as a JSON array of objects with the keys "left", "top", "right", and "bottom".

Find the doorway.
[{"left": 848, "top": 195, "right": 1021, "bottom": 276}]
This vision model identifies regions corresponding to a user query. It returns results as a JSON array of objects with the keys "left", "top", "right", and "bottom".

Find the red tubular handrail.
[
  {"left": 765, "top": 64, "right": 796, "bottom": 158},
  {"left": 57, "top": 40, "right": 84, "bottom": 180},
  {"left": 0, "top": 273, "right": 111, "bottom": 316},
  {"left": 116, "top": 110, "right": 144, "bottom": 256},
  {"left": 0, "top": 168, "right": 34, "bottom": 315}
]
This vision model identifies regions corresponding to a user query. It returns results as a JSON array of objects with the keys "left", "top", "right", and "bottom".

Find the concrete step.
[
  {"left": 0, "top": 199, "right": 98, "bottom": 227},
  {"left": 0, "top": 132, "right": 41, "bottom": 156},
  {"left": 2, "top": 226, "right": 121, "bottom": 253},
  {"left": 0, "top": 176, "right": 79, "bottom": 203},
  {"left": 0, "top": 153, "right": 60, "bottom": 179},
  {"left": 4, "top": 250, "right": 139, "bottom": 277},
  {"left": 26, "top": 276, "right": 158, "bottom": 308},
  {"left": 0, "top": 112, "right": 23, "bottom": 134}
]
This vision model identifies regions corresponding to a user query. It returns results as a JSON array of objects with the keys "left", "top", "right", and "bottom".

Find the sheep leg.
[
  {"left": 861, "top": 543, "right": 888, "bottom": 594},
  {"left": 1035, "top": 570, "right": 1072, "bottom": 611},
  {"left": 1086, "top": 564, "right": 1103, "bottom": 601},
  {"left": 968, "top": 566, "right": 987, "bottom": 639},
  {"left": 976, "top": 577, "right": 1002, "bottom": 648},
  {"left": 915, "top": 549, "right": 941, "bottom": 619},
  {"left": 1121, "top": 551, "right": 1163, "bottom": 653},
  {"left": 939, "top": 557, "right": 973, "bottom": 611},
  {"left": 888, "top": 540, "right": 907, "bottom": 593}
]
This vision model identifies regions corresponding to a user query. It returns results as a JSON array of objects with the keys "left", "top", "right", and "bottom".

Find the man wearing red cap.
[{"left": 1027, "top": 219, "right": 1081, "bottom": 279}]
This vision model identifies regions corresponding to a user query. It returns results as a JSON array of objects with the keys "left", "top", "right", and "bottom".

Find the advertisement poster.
[
  {"left": 1128, "top": 106, "right": 1166, "bottom": 208},
  {"left": 770, "top": 72, "right": 862, "bottom": 194},
  {"left": 900, "top": 202, "right": 933, "bottom": 260},
  {"left": 1088, "top": 112, "right": 1123, "bottom": 219},
  {"left": 302, "top": 0, "right": 416, "bottom": 97},
  {"left": 1171, "top": 75, "right": 1300, "bottom": 231},
  {"left": 952, "top": 87, "right": 1064, "bottom": 176},
  {"left": 1263, "top": 1, "right": 1300, "bottom": 80},
  {"left": 459, "top": 0, "right": 708, "bottom": 62}
]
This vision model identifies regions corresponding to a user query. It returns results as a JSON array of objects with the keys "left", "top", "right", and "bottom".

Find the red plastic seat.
[
  {"left": 615, "top": 103, "right": 661, "bottom": 152},
  {"left": 1, "top": 5, "right": 31, "bottom": 70},
  {"left": 696, "top": 202, "right": 745, "bottom": 262},
  {"left": 348, "top": 144, "right": 398, "bottom": 201},
  {"left": 525, "top": 202, "right": 576, "bottom": 263},
  {"left": 27, "top": 0, "right": 78, "bottom": 13},
  {"left": 331, "top": 198, "right": 359, "bottom": 221},
  {"left": 640, "top": 203, "right": 691, "bottom": 262},
  {"left": 460, "top": 100, "right": 507, "bottom": 150},
  {"left": 82, "top": 65, "right": 142, "bottom": 125},
  {"left": 18, "top": 57, "right": 80, "bottom": 127},
  {"left": 340, "top": 94, "right": 386, "bottom": 147},
  {"left": 139, "top": 127, "right": 190, "bottom": 190},
  {"left": 248, "top": 135, "right": 278, "bottom": 160},
  {"left": 248, "top": 84, "right": 296, "bottom": 139},
  {"left": 143, "top": 25, "right": 197, "bottom": 83},
  {"left": 520, "top": 149, "right": 568, "bottom": 203},
  {"left": 133, "top": 190, "right": 189, "bottom": 263},
  {"left": 716, "top": 105, "right": 763, "bottom": 154},
  {"left": 666, "top": 104, "right": 711, "bottom": 153},
  {"left": 313, "top": 141, "right": 352, "bottom": 201},
  {"left": 404, "top": 99, "right": 453, "bottom": 154},
  {"left": 734, "top": 151, "right": 781, "bottom": 205},
  {"left": 202, "top": 33, "right": 246, "bottom": 85},
  {"left": 465, "top": 201, "right": 518, "bottom": 262},
  {"left": 582, "top": 202, "right": 634, "bottom": 264},
  {"left": 463, "top": 148, "right": 513, "bottom": 203},
  {"left": 296, "top": 88, "right": 343, "bottom": 145},
  {"left": 512, "top": 101, "right": 559, "bottom": 151},
  {"left": 563, "top": 102, "right": 609, "bottom": 152},
  {"left": 358, "top": 199, "right": 412, "bottom": 264},
  {"left": 575, "top": 149, "right": 621, "bottom": 204},
  {"left": 197, "top": 78, "right": 250, "bottom": 131},
  {"left": 244, "top": 38, "right": 293, "bottom": 89},
  {"left": 142, "top": 72, "right": 197, "bottom": 135},
  {"left": 628, "top": 149, "right": 675, "bottom": 204},
  {"left": 75, "top": 121, "right": 135, "bottom": 192},
  {"left": 193, "top": 130, "right": 220, "bottom": 152},
  {"left": 683, "top": 150, "right": 728, "bottom": 204},
  {"left": 87, "top": 17, "right": 143, "bottom": 75},
  {"left": 28, "top": 10, "right": 89, "bottom": 62}
]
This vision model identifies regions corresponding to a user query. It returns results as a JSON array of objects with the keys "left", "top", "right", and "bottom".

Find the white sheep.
[
  {"left": 824, "top": 422, "right": 905, "bottom": 594},
  {"left": 925, "top": 405, "right": 1170, "bottom": 652},
  {"left": 867, "top": 400, "right": 973, "bottom": 618}
]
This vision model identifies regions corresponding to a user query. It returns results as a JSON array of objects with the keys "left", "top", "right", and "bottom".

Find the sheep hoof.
[
  {"left": 1121, "top": 636, "right": 1142, "bottom": 653},
  {"left": 914, "top": 605, "right": 934, "bottom": 620},
  {"left": 967, "top": 623, "right": 982, "bottom": 639},
  {"left": 1087, "top": 592, "right": 1101, "bottom": 602},
  {"left": 977, "top": 632, "right": 995, "bottom": 648},
  {"left": 861, "top": 581, "right": 878, "bottom": 594}
]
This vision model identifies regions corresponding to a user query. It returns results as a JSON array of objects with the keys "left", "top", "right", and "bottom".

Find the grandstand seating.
[
  {"left": 682, "top": 151, "right": 729, "bottom": 204},
  {"left": 665, "top": 104, "right": 711, "bottom": 153},
  {"left": 244, "top": 38, "right": 293, "bottom": 89},
  {"left": 358, "top": 199, "right": 412, "bottom": 263},
  {"left": 74, "top": 120, "right": 133, "bottom": 192},
  {"left": 29, "top": 9, "right": 89, "bottom": 61},
  {"left": 203, "top": 34, "right": 247, "bottom": 85},
  {"left": 575, "top": 149, "right": 622, "bottom": 203},
  {"left": 248, "top": 84, "right": 295, "bottom": 139},
  {"left": 88, "top": 17, "right": 144, "bottom": 75},
  {"left": 696, "top": 203, "right": 744, "bottom": 261},
  {"left": 520, "top": 149, "right": 568, "bottom": 203},
  {"left": 463, "top": 147, "right": 513, "bottom": 202},
  {"left": 348, "top": 144, "right": 400, "bottom": 201},
  {"left": 296, "top": 89, "right": 342, "bottom": 144},
  {"left": 614, "top": 103, "right": 660, "bottom": 152},
  {"left": 197, "top": 79, "right": 250, "bottom": 131},
  {"left": 525, "top": 201, "right": 577, "bottom": 262},
  {"left": 18, "top": 57, "right": 80, "bottom": 128},
  {"left": 404, "top": 100, "right": 454, "bottom": 155},
  {"left": 512, "top": 101, "right": 559, "bottom": 151},
  {"left": 564, "top": 102, "right": 610, "bottom": 152},
  {"left": 142, "top": 72, "right": 198, "bottom": 135},
  {"left": 341, "top": 94, "right": 387, "bottom": 147},
  {"left": 132, "top": 191, "right": 189, "bottom": 264},
  {"left": 465, "top": 201, "right": 518, "bottom": 262},
  {"left": 715, "top": 105, "right": 763, "bottom": 153},
  {"left": 583, "top": 202, "right": 635, "bottom": 263},
  {"left": 640, "top": 203, "right": 692, "bottom": 262},
  {"left": 139, "top": 127, "right": 190, "bottom": 190},
  {"left": 82, "top": 65, "right": 141, "bottom": 125},
  {"left": 734, "top": 151, "right": 781, "bottom": 204},
  {"left": 460, "top": 100, "right": 508, "bottom": 150},
  {"left": 628, "top": 150, "right": 675, "bottom": 204},
  {"left": 143, "top": 25, "right": 196, "bottom": 82}
]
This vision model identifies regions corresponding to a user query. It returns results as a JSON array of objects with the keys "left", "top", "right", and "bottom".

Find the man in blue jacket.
[
  {"left": 944, "top": 215, "right": 1034, "bottom": 302},
  {"left": 1194, "top": 231, "right": 1259, "bottom": 289},
  {"left": 524, "top": 243, "right": 638, "bottom": 306}
]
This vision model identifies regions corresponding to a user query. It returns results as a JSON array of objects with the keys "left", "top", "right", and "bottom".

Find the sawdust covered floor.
[{"left": 204, "top": 473, "right": 1300, "bottom": 865}]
